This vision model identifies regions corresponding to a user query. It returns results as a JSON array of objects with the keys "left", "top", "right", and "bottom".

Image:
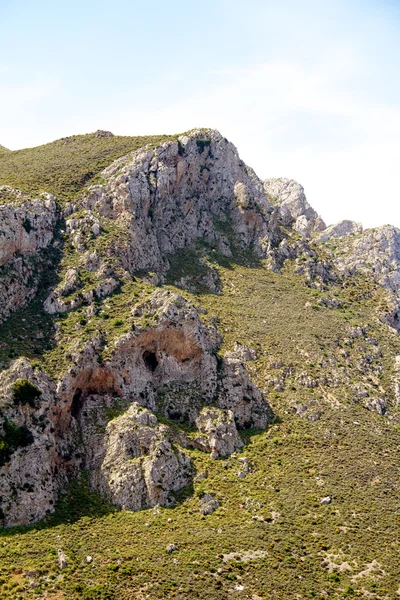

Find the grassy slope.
[
  {"left": 0, "top": 132, "right": 176, "bottom": 200},
  {"left": 1, "top": 253, "right": 400, "bottom": 599}
]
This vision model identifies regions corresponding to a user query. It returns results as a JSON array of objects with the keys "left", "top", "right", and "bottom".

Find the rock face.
[
  {"left": 92, "top": 404, "right": 192, "bottom": 511},
  {"left": 0, "top": 289, "right": 274, "bottom": 525},
  {"left": 4, "top": 125, "right": 398, "bottom": 530},
  {"left": 327, "top": 225, "right": 400, "bottom": 327},
  {"left": 217, "top": 351, "right": 274, "bottom": 429},
  {"left": 0, "top": 189, "right": 57, "bottom": 265},
  {"left": 194, "top": 407, "right": 244, "bottom": 459},
  {"left": 332, "top": 226, "right": 400, "bottom": 292},
  {"left": 79, "top": 129, "right": 278, "bottom": 276},
  {"left": 0, "top": 188, "right": 58, "bottom": 322},
  {"left": 316, "top": 220, "right": 363, "bottom": 243},
  {"left": 37, "top": 128, "right": 290, "bottom": 313},
  {"left": 0, "top": 359, "right": 60, "bottom": 527},
  {"left": 264, "top": 178, "right": 325, "bottom": 238}
]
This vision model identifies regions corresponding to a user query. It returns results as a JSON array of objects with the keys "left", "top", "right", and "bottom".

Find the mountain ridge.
[{"left": 1, "top": 128, "right": 400, "bottom": 599}]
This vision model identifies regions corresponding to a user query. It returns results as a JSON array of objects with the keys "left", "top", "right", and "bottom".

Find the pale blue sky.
[{"left": 1, "top": 0, "right": 400, "bottom": 227}]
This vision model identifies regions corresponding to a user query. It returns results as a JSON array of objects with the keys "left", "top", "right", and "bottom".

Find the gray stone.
[
  {"left": 200, "top": 494, "right": 220, "bottom": 515},
  {"left": 264, "top": 178, "right": 325, "bottom": 238},
  {"left": 316, "top": 220, "right": 363, "bottom": 243},
  {"left": 320, "top": 496, "right": 332, "bottom": 505}
]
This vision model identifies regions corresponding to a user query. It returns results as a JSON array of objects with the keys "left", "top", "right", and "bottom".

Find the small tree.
[{"left": 12, "top": 379, "right": 42, "bottom": 408}]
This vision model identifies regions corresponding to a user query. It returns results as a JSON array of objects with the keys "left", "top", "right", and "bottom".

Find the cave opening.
[
  {"left": 71, "top": 388, "right": 84, "bottom": 418},
  {"left": 168, "top": 409, "right": 183, "bottom": 422},
  {"left": 143, "top": 350, "right": 158, "bottom": 373}
]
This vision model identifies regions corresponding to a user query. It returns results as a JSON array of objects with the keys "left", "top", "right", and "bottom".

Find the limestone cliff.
[
  {"left": 0, "top": 187, "right": 58, "bottom": 322},
  {"left": 0, "top": 127, "right": 400, "bottom": 531},
  {"left": 0, "top": 289, "right": 274, "bottom": 526}
]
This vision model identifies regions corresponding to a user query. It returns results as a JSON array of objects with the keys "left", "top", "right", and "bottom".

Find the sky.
[{"left": 1, "top": 0, "right": 399, "bottom": 228}]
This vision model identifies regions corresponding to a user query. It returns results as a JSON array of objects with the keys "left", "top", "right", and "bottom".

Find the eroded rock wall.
[
  {"left": 264, "top": 178, "right": 325, "bottom": 238},
  {"left": 0, "top": 188, "right": 59, "bottom": 322},
  {"left": 0, "top": 290, "right": 274, "bottom": 525}
]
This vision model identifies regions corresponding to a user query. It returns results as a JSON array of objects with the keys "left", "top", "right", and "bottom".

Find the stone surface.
[
  {"left": 0, "top": 288, "right": 273, "bottom": 525},
  {"left": 0, "top": 189, "right": 58, "bottom": 322},
  {"left": 0, "top": 359, "right": 60, "bottom": 526},
  {"left": 264, "top": 178, "right": 325, "bottom": 237},
  {"left": 329, "top": 225, "right": 400, "bottom": 328},
  {"left": 364, "top": 397, "right": 386, "bottom": 416},
  {"left": 200, "top": 493, "right": 220, "bottom": 515},
  {"left": 320, "top": 496, "right": 332, "bottom": 505},
  {"left": 316, "top": 220, "right": 363, "bottom": 243},
  {"left": 79, "top": 129, "right": 277, "bottom": 276},
  {"left": 0, "top": 189, "right": 57, "bottom": 266},
  {"left": 217, "top": 351, "right": 274, "bottom": 429},
  {"left": 94, "top": 404, "right": 192, "bottom": 510},
  {"left": 194, "top": 407, "right": 244, "bottom": 459}
]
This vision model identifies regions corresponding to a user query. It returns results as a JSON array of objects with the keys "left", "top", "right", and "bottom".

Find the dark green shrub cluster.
[
  {"left": 12, "top": 378, "right": 42, "bottom": 408},
  {"left": 196, "top": 139, "right": 211, "bottom": 154},
  {"left": 0, "top": 420, "right": 34, "bottom": 466}
]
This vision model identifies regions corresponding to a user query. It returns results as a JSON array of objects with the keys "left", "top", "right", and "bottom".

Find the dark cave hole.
[
  {"left": 168, "top": 409, "right": 183, "bottom": 422},
  {"left": 143, "top": 350, "right": 158, "bottom": 372},
  {"left": 71, "top": 388, "right": 84, "bottom": 418}
]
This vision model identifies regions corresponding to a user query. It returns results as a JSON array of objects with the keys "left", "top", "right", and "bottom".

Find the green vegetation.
[
  {"left": 0, "top": 132, "right": 179, "bottom": 200},
  {"left": 196, "top": 139, "right": 211, "bottom": 154},
  {"left": 12, "top": 379, "right": 42, "bottom": 408},
  {"left": 0, "top": 421, "right": 33, "bottom": 467},
  {"left": 1, "top": 243, "right": 400, "bottom": 597}
]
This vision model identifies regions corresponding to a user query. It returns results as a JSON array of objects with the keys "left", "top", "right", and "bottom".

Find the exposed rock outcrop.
[
  {"left": 326, "top": 225, "right": 400, "bottom": 328},
  {"left": 264, "top": 178, "right": 325, "bottom": 238},
  {"left": 77, "top": 129, "right": 279, "bottom": 276},
  {"left": 0, "top": 189, "right": 57, "bottom": 265},
  {"left": 0, "top": 188, "right": 58, "bottom": 321},
  {"left": 217, "top": 351, "right": 274, "bottom": 429},
  {"left": 194, "top": 407, "right": 244, "bottom": 459},
  {"left": 0, "top": 290, "right": 273, "bottom": 526},
  {"left": 91, "top": 404, "right": 192, "bottom": 511},
  {"left": 0, "top": 359, "right": 60, "bottom": 527},
  {"left": 332, "top": 226, "right": 400, "bottom": 292},
  {"left": 316, "top": 220, "right": 363, "bottom": 243}
]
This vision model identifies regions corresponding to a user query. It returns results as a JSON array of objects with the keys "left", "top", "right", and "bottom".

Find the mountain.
[{"left": 0, "top": 129, "right": 400, "bottom": 599}]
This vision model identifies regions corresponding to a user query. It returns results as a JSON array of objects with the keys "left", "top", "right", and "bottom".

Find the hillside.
[
  {"left": 0, "top": 129, "right": 400, "bottom": 600},
  {"left": 0, "top": 131, "right": 174, "bottom": 199}
]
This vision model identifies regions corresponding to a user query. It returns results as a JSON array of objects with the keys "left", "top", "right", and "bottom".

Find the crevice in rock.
[
  {"left": 143, "top": 350, "right": 158, "bottom": 373},
  {"left": 71, "top": 388, "right": 84, "bottom": 419}
]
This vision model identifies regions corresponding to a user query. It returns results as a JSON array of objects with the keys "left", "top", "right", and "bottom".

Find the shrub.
[
  {"left": 0, "top": 420, "right": 34, "bottom": 466},
  {"left": 12, "top": 379, "right": 42, "bottom": 408},
  {"left": 196, "top": 139, "right": 211, "bottom": 154}
]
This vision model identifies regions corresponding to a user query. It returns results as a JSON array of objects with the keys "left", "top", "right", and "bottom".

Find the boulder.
[
  {"left": 95, "top": 404, "right": 192, "bottom": 510},
  {"left": 194, "top": 407, "right": 244, "bottom": 459}
]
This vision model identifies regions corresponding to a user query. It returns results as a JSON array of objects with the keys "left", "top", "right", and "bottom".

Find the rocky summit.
[{"left": 1, "top": 129, "right": 400, "bottom": 599}]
